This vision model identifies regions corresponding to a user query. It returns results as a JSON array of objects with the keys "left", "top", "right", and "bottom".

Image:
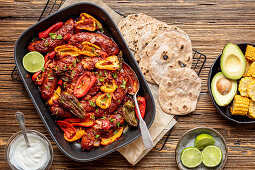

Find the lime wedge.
[
  {"left": 194, "top": 133, "right": 215, "bottom": 150},
  {"left": 181, "top": 147, "right": 202, "bottom": 168},
  {"left": 202, "top": 145, "right": 222, "bottom": 167},
  {"left": 23, "top": 51, "right": 44, "bottom": 73}
]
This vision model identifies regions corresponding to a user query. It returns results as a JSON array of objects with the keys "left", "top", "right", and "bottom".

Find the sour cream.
[{"left": 8, "top": 133, "right": 51, "bottom": 170}]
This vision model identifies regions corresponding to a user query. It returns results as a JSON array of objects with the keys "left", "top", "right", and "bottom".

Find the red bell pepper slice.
[
  {"left": 57, "top": 121, "right": 76, "bottom": 139},
  {"left": 64, "top": 113, "right": 95, "bottom": 127},
  {"left": 44, "top": 51, "right": 56, "bottom": 62},
  {"left": 39, "top": 22, "right": 63, "bottom": 39},
  {"left": 63, "top": 33, "right": 72, "bottom": 41},
  {"left": 57, "top": 79, "right": 63, "bottom": 86},
  {"left": 74, "top": 73, "right": 96, "bottom": 98},
  {"left": 135, "top": 96, "right": 146, "bottom": 120}
]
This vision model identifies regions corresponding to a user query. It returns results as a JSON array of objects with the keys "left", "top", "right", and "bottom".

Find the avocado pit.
[{"left": 216, "top": 78, "right": 232, "bottom": 95}]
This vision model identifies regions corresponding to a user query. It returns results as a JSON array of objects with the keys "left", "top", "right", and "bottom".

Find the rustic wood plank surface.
[{"left": 1, "top": 0, "right": 255, "bottom": 169}]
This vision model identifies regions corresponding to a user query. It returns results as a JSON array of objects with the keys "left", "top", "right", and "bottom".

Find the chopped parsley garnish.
[
  {"left": 109, "top": 118, "right": 115, "bottom": 122},
  {"left": 96, "top": 22, "right": 102, "bottom": 29},
  {"left": 95, "top": 108, "right": 98, "bottom": 113},
  {"left": 114, "top": 130, "right": 118, "bottom": 135},
  {"left": 117, "top": 122, "right": 120, "bottom": 127},
  {"left": 45, "top": 85, "right": 50, "bottom": 90},
  {"left": 99, "top": 78, "right": 105, "bottom": 81},
  {"left": 32, "top": 37, "right": 35, "bottom": 42},
  {"left": 104, "top": 70, "right": 107, "bottom": 76},
  {"left": 48, "top": 77, "right": 54, "bottom": 80},
  {"left": 120, "top": 79, "right": 126, "bottom": 89},
  {"left": 77, "top": 85, "right": 82, "bottom": 89},
  {"left": 91, "top": 114, "right": 95, "bottom": 119},
  {"left": 41, "top": 67, "right": 45, "bottom": 72},
  {"left": 95, "top": 135, "right": 100, "bottom": 139},
  {"left": 101, "top": 116, "right": 106, "bottom": 119},
  {"left": 89, "top": 100, "right": 96, "bottom": 107},
  {"left": 57, "top": 35, "right": 62, "bottom": 40},
  {"left": 77, "top": 58, "right": 80, "bottom": 62},
  {"left": 112, "top": 73, "right": 117, "bottom": 78},
  {"left": 92, "top": 47, "right": 95, "bottom": 52},
  {"left": 45, "top": 42, "right": 49, "bottom": 46},
  {"left": 49, "top": 33, "right": 57, "bottom": 39},
  {"left": 106, "top": 93, "right": 111, "bottom": 98}
]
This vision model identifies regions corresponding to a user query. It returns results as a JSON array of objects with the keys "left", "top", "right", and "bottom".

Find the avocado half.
[
  {"left": 220, "top": 43, "right": 246, "bottom": 80},
  {"left": 211, "top": 72, "right": 237, "bottom": 106}
]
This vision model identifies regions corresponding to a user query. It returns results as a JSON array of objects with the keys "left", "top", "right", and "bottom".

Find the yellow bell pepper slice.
[
  {"left": 95, "top": 56, "right": 119, "bottom": 70},
  {"left": 100, "top": 80, "right": 117, "bottom": 93},
  {"left": 48, "top": 86, "right": 61, "bottom": 106},
  {"left": 100, "top": 127, "right": 124, "bottom": 145},
  {"left": 64, "top": 127, "right": 85, "bottom": 142},
  {"left": 55, "top": 45, "right": 79, "bottom": 58},
  {"left": 79, "top": 41, "right": 101, "bottom": 57},
  {"left": 75, "top": 13, "right": 102, "bottom": 31},
  {"left": 96, "top": 93, "right": 112, "bottom": 109}
]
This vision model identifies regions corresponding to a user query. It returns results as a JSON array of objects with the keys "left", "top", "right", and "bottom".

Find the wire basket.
[{"left": 11, "top": 0, "right": 207, "bottom": 151}]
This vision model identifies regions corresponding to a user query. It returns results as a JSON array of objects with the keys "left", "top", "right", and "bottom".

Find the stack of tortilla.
[{"left": 118, "top": 14, "right": 201, "bottom": 115}]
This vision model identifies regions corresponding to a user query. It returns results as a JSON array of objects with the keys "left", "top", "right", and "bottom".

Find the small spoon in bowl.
[
  {"left": 122, "top": 62, "right": 154, "bottom": 149},
  {"left": 15, "top": 111, "right": 30, "bottom": 147}
]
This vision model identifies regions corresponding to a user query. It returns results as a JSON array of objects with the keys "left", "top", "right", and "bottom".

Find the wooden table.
[{"left": 1, "top": 0, "right": 255, "bottom": 169}]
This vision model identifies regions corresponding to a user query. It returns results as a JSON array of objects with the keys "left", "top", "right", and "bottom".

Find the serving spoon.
[
  {"left": 122, "top": 62, "right": 154, "bottom": 149},
  {"left": 16, "top": 111, "right": 30, "bottom": 147}
]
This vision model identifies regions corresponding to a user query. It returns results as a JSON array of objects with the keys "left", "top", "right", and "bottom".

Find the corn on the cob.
[
  {"left": 243, "top": 60, "right": 252, "bottom": 77},
  {"left": 245, "top": 45, "right": 255, "bottom": 61},
  {"left": 238, "top": 77, "right": 254, "bottom": 97},
  {"left": 248, "top": 80, "right": 255, "bottom": 101},
  {"left": 230, "top": 95, "right": 250, "bottom": 116},
  {"left": 248, "top": 100, "right": 255, "bottom": 119},
  {"left": 247, "top": 62, "right": 255, "bottom": 78}
]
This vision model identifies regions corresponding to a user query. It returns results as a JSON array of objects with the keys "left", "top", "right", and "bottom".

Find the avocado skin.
[
  {"left": 220, "top": 43, "right": 246, "bottom": 80},
  {"left": 211, "top": 72, "right": 237, "bottom": 106}
]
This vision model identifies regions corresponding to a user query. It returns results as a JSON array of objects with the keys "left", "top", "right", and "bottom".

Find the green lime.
[
  {"left": 181, "top": 147, "right": 202, "bottom": 168},
  {"left": 23, "top": 51, "right": 44, "bottom": 73},
  {"left": 194, "top": 134, "right": 215, "bottom": 150},
  {"left": 202, "top": 145, "right": 222, "bottom": 167}
]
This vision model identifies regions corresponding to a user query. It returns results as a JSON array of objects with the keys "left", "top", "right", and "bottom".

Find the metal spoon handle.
[
  {"left": 133, "top": 94, "right": 154, "bottom": 149},
  {"left": 15, "top": 111, "right": 30, "bottom": 147}
]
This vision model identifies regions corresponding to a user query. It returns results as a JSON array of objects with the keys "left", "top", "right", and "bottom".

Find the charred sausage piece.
[
  {"left": 56, "top": 18, "right": 75, "bottom": 36},
  {"left": 51, "top": 105, "right": 73, "bottom": 118},
  {"left": 41, "top": 70, "right": 58, "bottom": 101},
  {"left": 109, "top": 114, "right": 125, "bottom": 128},
  {"left": 81, "top": 56, "right": 103, "bottom": 70},
  {"left": 80, "top": 92, "right": 102, "bottom": 113},
  {"left": 81, "top": 128, "right": 96, "bottom": 150},
  {"left": 54, "top": 55, "right": 76, "bottom": 75},
  {"left": 68, "top": 32, "right": 119, "bottom": 56},
  {"left": 28, "top": 19, "right": 75, "bottom": 53},
  {"left": 86, "top": 82, "right": 100, "bottom": 96}
]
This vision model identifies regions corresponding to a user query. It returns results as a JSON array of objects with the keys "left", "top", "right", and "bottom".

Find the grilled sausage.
[
  {"left": 28, "top": 19, "right": 75, "bottom": 53},
  {"left": 68, "top": 32, "right": 119, "bottom": 56},
  {"left": 41, "top": 70, "right": 58, "bottom": 101}
]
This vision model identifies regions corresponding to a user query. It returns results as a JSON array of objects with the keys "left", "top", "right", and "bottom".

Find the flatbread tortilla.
[
  {"left": 138, "top": 31, "right": 192, "bottom": 84},
  {"left": 158, "top": 68, "right": 201, "bottom": 115},
  {"left": 149, "top": 31, "right": 192, "bottom": 84}
]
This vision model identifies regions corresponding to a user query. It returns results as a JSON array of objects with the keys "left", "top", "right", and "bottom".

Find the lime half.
[
  {"left": 194, "top": 134, "right": 215, "bottom": 150},
  {"left": 181, "top": 147, "right": 202, "bottom": 168},
  {"left": 202, "top": 145, "right": 222, "bottom": 167},
  {"left": 23, "top": 51, "right": 44, "bottom": 73}
]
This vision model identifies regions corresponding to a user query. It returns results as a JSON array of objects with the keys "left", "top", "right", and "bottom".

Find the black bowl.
[
  {"left": 14, "top": 3, "right": 155, "bottom": 161},
  {"left": 208, "top": 43, "right": 255, "bottom": 123}
]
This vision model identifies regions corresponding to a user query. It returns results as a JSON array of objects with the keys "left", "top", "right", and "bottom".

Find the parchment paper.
[{"left": 60, "top": 0, "right": 177, "bottom": 165}]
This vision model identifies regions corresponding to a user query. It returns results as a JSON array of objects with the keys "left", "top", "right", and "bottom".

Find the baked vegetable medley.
[{"left": 26, "top": 13, "right": 146, "bottom": 151}]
